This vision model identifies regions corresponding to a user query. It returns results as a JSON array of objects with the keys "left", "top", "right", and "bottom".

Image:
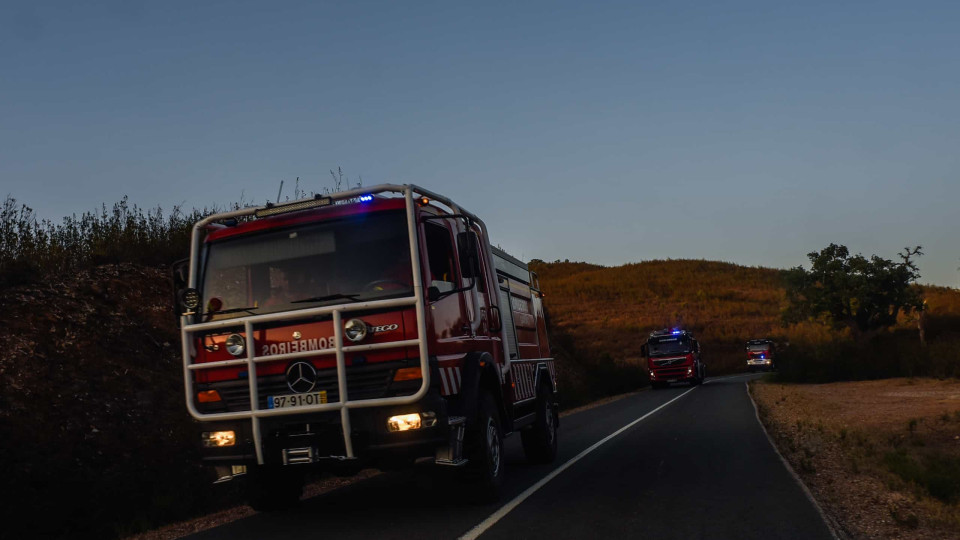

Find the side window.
[
  {"left": 425, "top": 223, "right": 457, "bottom": 292},
  {"left": 460, "top": 229, "right": 487, "bottom": 293}
]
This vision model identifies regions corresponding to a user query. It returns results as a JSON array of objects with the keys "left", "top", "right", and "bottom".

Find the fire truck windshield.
[
  {"left": 200, "top": 210, "right": 413, "bottom": 320},
  {"left": 747, "top": 343, "right": 771, "bottom": 352},
  {"left": 648, "top": 336, "right": 692, "bottom": 357}
]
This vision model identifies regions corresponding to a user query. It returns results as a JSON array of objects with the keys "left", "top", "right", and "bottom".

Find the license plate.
[{"left": 268, "top": 391, "right": 328, "bottom": 409}]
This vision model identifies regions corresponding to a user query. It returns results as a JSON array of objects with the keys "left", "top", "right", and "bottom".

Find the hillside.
[
  {"left": 532, "top": 259, "right": 960, "bottom": 384},
  {"left": 532, "top": 259, "right": 789, "bottom": 376}
]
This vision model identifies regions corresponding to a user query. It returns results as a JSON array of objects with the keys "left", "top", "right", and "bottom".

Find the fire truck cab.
[
  {"left": 642, "top": 329, "right": 705, "bottom": 389},
  {"left": 173, "top": 184, "right": 557, "bottom": 508}
]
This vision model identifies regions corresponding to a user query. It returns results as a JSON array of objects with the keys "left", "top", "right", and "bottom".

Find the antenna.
[{"left": 276, "top": 180, "right": 284, "bottom": 203}]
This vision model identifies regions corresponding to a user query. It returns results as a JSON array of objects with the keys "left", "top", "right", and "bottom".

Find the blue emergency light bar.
[{"left": 358, "top": 194, "right": 374, "bottom": 202}]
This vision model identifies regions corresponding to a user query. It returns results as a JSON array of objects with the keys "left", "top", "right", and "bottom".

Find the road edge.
[{"left": 745, "top": 380, "right": 847, "bottom": 540}]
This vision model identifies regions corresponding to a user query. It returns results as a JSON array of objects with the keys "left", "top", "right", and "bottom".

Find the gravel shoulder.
[{"left": 751, "top": 377, "right": 960, "bottom": 539}]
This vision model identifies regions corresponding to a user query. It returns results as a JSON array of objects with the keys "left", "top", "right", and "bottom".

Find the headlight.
[
  {"left": 225, "top": 334, "right": 245, "bottom": 356},
  {"left": 202, "top": 431, "right": 236, "bottom": 447},
  {"left": 344, "top": 319, "right": 368, "bottom": 342},
  {"left": 387, "top": 412, "right": 436, "bottom": 432}
]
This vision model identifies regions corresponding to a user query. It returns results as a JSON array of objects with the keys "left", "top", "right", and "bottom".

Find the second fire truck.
[{"left": 642, "top": 329, "right": 706, "bottom": 389}]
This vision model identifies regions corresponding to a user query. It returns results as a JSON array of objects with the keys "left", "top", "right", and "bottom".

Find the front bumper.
[
  {"left": 649, "top": 366, "right": 695, "bottom": 382},
  {"left": 198, "top": 389, "right": 449, "bottom": 466}
]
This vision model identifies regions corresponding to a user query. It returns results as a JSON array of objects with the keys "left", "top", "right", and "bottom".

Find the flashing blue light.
[
  {"left": 760, "top": 354, "right": 765, "bottom": 359},
  {"left": 672, "top": 330, "right": 681, "bottom": 335},
  {"left": 358, "top": 194, "right": 374, "bottom": 202}
]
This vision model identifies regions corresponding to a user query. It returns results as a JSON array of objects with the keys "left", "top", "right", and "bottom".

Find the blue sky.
[{"left": 2, "top": 1, "right": 958, "bottom": 285}]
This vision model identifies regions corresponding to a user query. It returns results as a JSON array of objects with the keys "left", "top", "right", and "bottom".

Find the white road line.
[{"left": 459, "top": 386, "right": 698, "bottom": 540}]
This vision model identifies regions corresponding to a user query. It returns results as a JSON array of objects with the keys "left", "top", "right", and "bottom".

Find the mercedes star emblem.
[{"left": 285, "top": 361, "right": 318, "bottom": 393}]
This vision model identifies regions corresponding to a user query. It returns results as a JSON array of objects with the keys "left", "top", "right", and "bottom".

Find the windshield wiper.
[{"left": 290, "top": 293, "right": 360, "bottom": 304}]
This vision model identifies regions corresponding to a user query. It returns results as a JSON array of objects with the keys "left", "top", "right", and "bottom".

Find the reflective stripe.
[{"left": 439, "top": 369, "right": 450, "bottom": 395}]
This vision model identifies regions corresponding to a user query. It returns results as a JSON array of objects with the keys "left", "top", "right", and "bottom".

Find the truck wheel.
[
  {"left": 521, "top": 383, "right": 558, "bottom": 464},
  {"left": 691, "top": 365, "right": 704, "bottom": 386},
  {"left": 245, "top": 465, "right": 303, "bottom": 512},
  {"left": 463, "top": 392, "right": 504, "bottom": 501}
]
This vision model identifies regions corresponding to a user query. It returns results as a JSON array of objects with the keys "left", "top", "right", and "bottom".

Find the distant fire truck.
[
  {"left": 746, "top": 339, "right": 776, "bottom": 372},
  {"left": 642, "top": 329, "right": 705, "bottom": 389},
  {"left": 172, "top": 185, "right": 557, "bottom": 509}
]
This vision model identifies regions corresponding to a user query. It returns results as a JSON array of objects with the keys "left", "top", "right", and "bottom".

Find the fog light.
[
  {"left": 202, "top": 431, "right": 236, "bottom": 447},
  {"left": 649, "top": 370, "right": 655, "bottom": 378},
  {"left": 180, "top": 288, "right": 200, "bottom": 313},
  {"left": 687, "top": 368, "right": 693, "bottom": 375}
]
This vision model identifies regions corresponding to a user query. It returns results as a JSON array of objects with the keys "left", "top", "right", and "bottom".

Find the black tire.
[
  {"left": 521, "top": 383, "right": 558, "bottom": 464},
  {"left": 245, "top": 465, "right": 303, "bottom": 512},
  {"left": 463, "top": 392, "right": 505, "bottom": 502}
]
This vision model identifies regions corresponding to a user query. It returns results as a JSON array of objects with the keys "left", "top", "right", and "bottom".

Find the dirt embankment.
[
  {"left": 0, "top": 264, "right": 238, "bottom": 539},
  {"left": 751, "top": 378, "right": 960, "bottom": 539}
]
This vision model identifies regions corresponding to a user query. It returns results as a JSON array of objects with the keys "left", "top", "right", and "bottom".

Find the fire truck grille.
[
  {"left": 652, "top": 358, "right": 686, "bottom": 367},
  {"left": 203, "top": 361, "right": 408, "bottom": 412},
  {"left": 654, "top": 367, "right": 690, "bottom": 378}
]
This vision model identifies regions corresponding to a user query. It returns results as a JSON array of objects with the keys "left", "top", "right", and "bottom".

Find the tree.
[{"left": 783, "top": 243, "right": 923, "bottom": 339}]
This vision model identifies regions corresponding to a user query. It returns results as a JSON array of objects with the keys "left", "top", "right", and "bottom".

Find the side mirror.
[
  {"left": 456, "top": 231, "right": 481, "bottom": 279},
  {"left": 427, "top": 286, "right": 441, "bottom": 302},
  {"left": 171, "top": 258, "right": 190, "bottom": 327},
  {"left": 488, "top": 305, "right": 503, "bottom": 332},
  {"left": 640, "top": 344, "right": 648, "bottom": 358}
]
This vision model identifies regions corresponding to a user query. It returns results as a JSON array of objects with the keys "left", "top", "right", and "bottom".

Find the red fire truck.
[
  {"left": 746, "top": 339, "right": 776, "bottom": 372},
  {"left": 642, "top": 329, "right": 705, "bottom": 389},
  {"left": 173, "top": 185, "right": 557, "bottom": 509}
]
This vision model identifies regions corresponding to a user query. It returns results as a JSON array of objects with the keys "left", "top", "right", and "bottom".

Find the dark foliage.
[
  {"left": 0, "top": 195, "right": 216, "bottom": 288},
  {"left": 783, "top": 243, "right": 924, "bottom": 339}
]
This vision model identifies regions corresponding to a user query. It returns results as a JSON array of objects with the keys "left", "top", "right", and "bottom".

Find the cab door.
[{"left": 422, "top": 219, "right": 471, "bottom": 351}]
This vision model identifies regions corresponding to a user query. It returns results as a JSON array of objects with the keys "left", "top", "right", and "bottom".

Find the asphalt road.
[{"left": 188, "top": 374, "right": 835, "bottom": 540}]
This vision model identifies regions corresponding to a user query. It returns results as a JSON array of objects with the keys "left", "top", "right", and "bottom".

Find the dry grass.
[{"left": 752, "top": 378, "right": 960, "bottom": 539}]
